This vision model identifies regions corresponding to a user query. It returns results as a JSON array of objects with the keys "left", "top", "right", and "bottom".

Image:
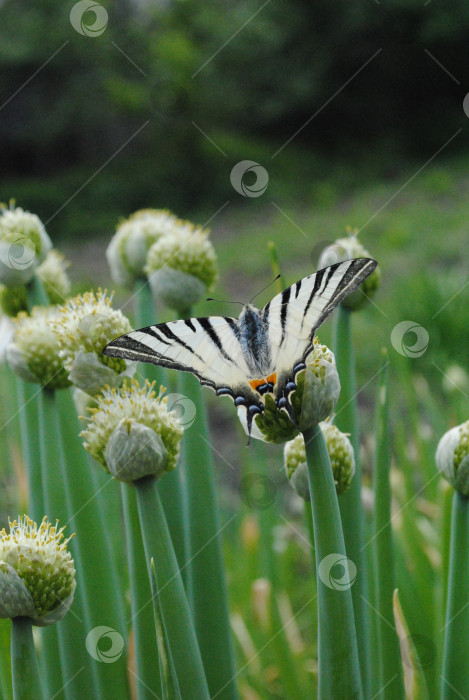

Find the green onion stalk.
[
  {"left": 134, "top": 475, "right": 211, "bottom": 700},
  {"left": 303, "top": 423, "right": 363, "bottom": 699},
  {"left": 441, "top": 491, "right": 469, "bottom": 699},
  {"left": 332, "top": 306, "right": 371, "bottom": 696},
  {"left": 10, "top": 617, "right": 45, "bottom": 700},
  {"left": 372, "top": 353, "right": 404, "bottom": 698},
  {"left": 38, "top": 388, "right": 129, "bottom": 699},
  {"left": 177, "top": 337, "right": 238, "bottom": 700}
]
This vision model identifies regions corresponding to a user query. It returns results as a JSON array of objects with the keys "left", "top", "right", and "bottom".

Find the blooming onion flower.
[
  {"left": 0, "top": 205, "right": 52, "bottom": 287},
  {"left": 238, "top": 337, "right": 340, "bottom": 443},
  {"left": 7, "top": 306, "right": 71, "bottom": 389},
  {"left": 318, "top": 230, "right": 381, "bottom": 311},
  {"left": 436, "top": 420, "right": 469, "bottom": 496},
  {"left": 284, "top": 421, "right": 355, "bottom": 499},
  {"left": 145, "top": 218, "right": 218, "bottom": 312},
  {"left": 0, "top": 515, "right": 75, "bottom": 625},
  {"left": 106, "top": 208, "right": 180, "bottom": 287},
  {"left": 81, "top": 379, "right": 184, "bottom": 482},
  {"left": 52, "top": 290, "right": 135, "bottom": 396}
]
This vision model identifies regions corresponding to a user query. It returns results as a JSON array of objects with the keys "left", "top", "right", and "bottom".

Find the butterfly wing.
[
  {"left": 103, "top": 315, "right": 261, "bottom": 406},
  {"left": 262, "top": 258, "right": 377, "bottom": 395}
]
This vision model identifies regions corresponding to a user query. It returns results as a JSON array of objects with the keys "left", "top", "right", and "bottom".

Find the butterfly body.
[{"left": 104, "top": 258, "right": 377, "bottom": 435}]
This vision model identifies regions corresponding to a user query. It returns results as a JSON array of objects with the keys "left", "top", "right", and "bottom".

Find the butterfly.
[{"left": 103, "top": 258, "right": 377, "bottom": 436}]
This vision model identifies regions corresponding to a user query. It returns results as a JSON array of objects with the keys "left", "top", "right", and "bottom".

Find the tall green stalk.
[
  {"left": 178, "top": 368, "right": 238, "bottom": 700},
  {"left": 10, "top": 617, "right": 44, "bottom": 700},
  {"left": 134, "top": 475, "right": 210, "bottom": 700},
  {"left": 303, "top": 423, "right": 362, "bottom": 699},
  {"left": 39, "top": 388, "right": 130, "bottom": 699},
  {"left": 121, "top": 483, "right": 161, "bottom": 699},
  {"left": 372, "top": 354, "right": 404, "bottom": 698},
  {"left": 332, "top": 306, "right": 370, "bottom": 696},
  {"left": 441, "top": 491, "right": 469, "bottom": 699},
  {"left": 0, "top": 619, "right": 12, "bottom": 700}
]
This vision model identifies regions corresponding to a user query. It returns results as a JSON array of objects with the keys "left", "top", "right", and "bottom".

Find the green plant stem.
[
  {"left": 149, "top": 560, "right": 182, "bottom": 700},
  {"left": 441, "top": 491, "right": 469, "bottom": 699},
  {"left": 178, "top": 368, "right": 238, "bottom": 700},
  {"left": 11, "top": 617, "right": 44, "bottom": 700},
  {"left": 303, "top": 423, "right": 362, "bottom": 699},
  {"left": 372, "top": 355, "right": 404, "bottom": 699},
  {"left": 134, "top": 475, "right": 210, "bottom": 700},
  {"left": 121, "top": 484, "right": 161, "bottom": 700},
  {"left": 0, "top": 619, "right": 13, "bottom": 700},
  {"left": 39, "top": 388, "right": 130, "bottom": 699},
  {"left": 332, "top": 306, "right": 370, "bottom": 696}
]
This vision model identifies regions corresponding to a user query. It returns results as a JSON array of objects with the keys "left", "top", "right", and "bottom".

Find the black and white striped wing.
[
  {"left": 103, "top": 316, "right": 259, "bottom": 404},
  {"left": 263, "top": 258, "right": 377, "bottom": 389}
]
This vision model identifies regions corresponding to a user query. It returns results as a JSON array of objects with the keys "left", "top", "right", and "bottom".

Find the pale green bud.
[
  {"left": 0, "top": 516, "right": 76, "bottom": 625},
  {"left": 240, "top": 338, "right": 340, "bottom": 443},
  {"left": 436, "top": 421, "right": 469, "bottom": 496},
  {"left": 52, "top": 290, "right": 135, "bottom": 395},
  {"left": 104, "top": 418, "right": 168, "bottom": 481},
  {"left": 81, "top": 379, "right": 184, "bottom": 480},
  {"left": 145, "top": 220, "right": 218, "bottom": 311},
  {"left": 0, "top": 206, "right": 52, "bottom": 286},
  {"left": 36, "top": 249, "right": 71, "bottom": 304},
  {"left": 284, "top": 421, "right": 355, "bottom": 499},
  {"left": 318, "top": 230, "right": 381, "bottom": 311},
  {"left": 6, "top": 307, "right": 71, "bottom": 389},
  {"left": 106, "top": 209, "right": 178, "bottom": 287}
]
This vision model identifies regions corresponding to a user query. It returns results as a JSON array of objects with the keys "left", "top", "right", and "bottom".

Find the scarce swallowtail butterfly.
[{"left": 103, "top": 258, "right": 377, "bottom": 436}]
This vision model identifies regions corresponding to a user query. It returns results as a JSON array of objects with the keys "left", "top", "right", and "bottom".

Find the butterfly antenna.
[
  {"left": 249, "top": 275, "right": 282, "bottom": 305},
  {"left": 206, "top": 298, "right": 244, "bottom": 307}
]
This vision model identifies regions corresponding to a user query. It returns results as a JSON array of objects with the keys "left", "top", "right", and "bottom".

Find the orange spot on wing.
[
  {"left": 249, "top": 379, "right": 264, "bottom": 391},
  {"left": 249, "top": 373, "right": 277, "bottom": 393}
]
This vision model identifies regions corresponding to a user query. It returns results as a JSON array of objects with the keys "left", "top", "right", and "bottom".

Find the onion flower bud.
[
  {"left": 81, "top": 379, "right": 184, "bottom": 482},
  {"left": 0, "top": 515, "right": 75, "bottom": 626}
]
